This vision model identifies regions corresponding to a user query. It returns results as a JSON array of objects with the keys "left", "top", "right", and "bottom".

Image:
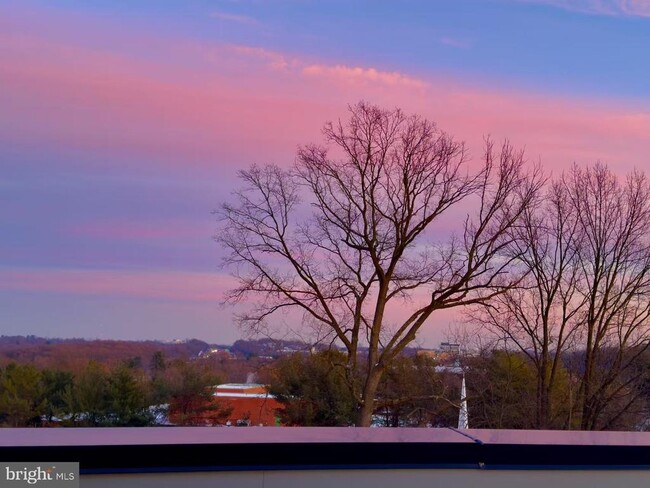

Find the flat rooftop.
[{"left": 2, "top": 428, "right": 650, "bottom": 474}]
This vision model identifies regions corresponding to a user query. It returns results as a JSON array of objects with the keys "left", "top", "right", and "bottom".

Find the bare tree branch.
[{"left": 216, "top": 101, "right": 542, "bottom": 426}]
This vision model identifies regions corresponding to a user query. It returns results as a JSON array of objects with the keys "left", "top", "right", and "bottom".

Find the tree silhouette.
[{"left": 217, "top": 102, "right": 542, "bottom": 425}]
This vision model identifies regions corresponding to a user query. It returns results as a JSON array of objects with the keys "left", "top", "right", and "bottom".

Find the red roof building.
[
  {"left": 214, "top": 384, "right": 283, "bottom": 426},
  {"left": 168, "top": 383, "right": 284, "bottom": 426}
]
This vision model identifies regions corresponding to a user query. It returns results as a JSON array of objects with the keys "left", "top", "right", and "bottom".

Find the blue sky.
[
  {"left": 12, "top": 0, "right": 649, "bottom": 98},
  {"left": 1, "top": 0, "right": 649, "bottom": 344}
]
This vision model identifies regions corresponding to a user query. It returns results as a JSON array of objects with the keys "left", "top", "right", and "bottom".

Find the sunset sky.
[{"left": 2, "top": 0, "right": 650, "bottom": 345}]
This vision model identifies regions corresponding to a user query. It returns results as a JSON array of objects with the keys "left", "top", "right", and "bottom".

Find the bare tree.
[
  {"left": 568, "top": 164, "right": 650, "bottom": 430},
  {"left": 469, "top": 180, "right": 584, "bottom": 428},
  {"left": 217, "top": 102, "right": 541, "bottom": 426},
  {"left": 472, "top": 163, "right": 650, "bottom": 430}
]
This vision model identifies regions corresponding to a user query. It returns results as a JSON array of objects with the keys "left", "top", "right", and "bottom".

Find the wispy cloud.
[
  {"left": 302, "top": 64, "right": 429, "bottom": 89},
  {"left": 3, "top": 9, "right": 650, "bottom": 181},
  {"left": 210, "top": 10, "right": 259, "bottom": 25},
  {"left": 227, "top": 44, "right": 296, "bottom": 70},
  {"left": 517, "top": 0, "right": 650, "bottom": 17},
  {"left": 224, "top": 42, "right": 429, "bottom": 87}
]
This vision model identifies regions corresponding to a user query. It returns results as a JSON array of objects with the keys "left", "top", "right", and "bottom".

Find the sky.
[{"left": 1, "top": 0, "right": 650, "bottom": 345}]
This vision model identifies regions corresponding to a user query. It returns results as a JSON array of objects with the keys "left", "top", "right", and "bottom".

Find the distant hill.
[
  {"left": 229, "top": 338, "right": 420, "bottom": 358},
  {"left": 0, "top": 335, "right": 422, "bottom": 371},
  {"left": 0, "top": 335, "right": 218, "bottom": 371},
  {"left": 230, "top": 338, "right": 313, "bottom": 358}
]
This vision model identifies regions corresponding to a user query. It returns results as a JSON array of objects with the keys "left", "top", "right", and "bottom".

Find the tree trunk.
[
  {"left": 580, "top": 334, "right": 595, "bottom": 430},
  {"left": 357, "top": 367, "right": 383, "bottom": 427}
]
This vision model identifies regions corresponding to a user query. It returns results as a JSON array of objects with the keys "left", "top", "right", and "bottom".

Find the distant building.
[
  {"left": 167, "top": 383, "right": 284, "bottom": 426},
  {"left": 214, "top": 384, "right": 284, "bottom": 426},
  {"left": 439, "top": 342, "right": 460, "bottom": 354}
]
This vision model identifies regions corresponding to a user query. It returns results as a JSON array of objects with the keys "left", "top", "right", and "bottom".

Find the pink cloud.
[
  {"left": 516, "top": 0, "right": 650, "bottom": 17},
  {"left": 3, "top": 6, "right": 649, "bottom": 347},
  {"left": 0, "top": 32, "right": 330, "bottom": 168},
  {"left": 1, "top": 7, "right": 649, "bottom": 180},
  {"left": 225, "top": 44, "right": 297, "bottom": 70},
  {"left": 0, "top": 267, "right": 236, "bottom": 303},
  {"left": 302, "top": 64, "right": 429, "bottom": 89}
]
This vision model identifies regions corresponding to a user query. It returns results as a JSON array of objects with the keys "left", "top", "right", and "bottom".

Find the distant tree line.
[
  {"left": 0, "top": 353, "right": 229, "bottom": 427},
  {"left": 263, "top": 348, "right": 650, "bottom": 430},
  {"left": 2, "top": 344, "right": 650, "bottom": 429},
  {"left": 469, "top": 164, "right": 650, "bottom": 430},
  {"left": 263, "top": 350, "right": 463, "bottom": 427}
]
